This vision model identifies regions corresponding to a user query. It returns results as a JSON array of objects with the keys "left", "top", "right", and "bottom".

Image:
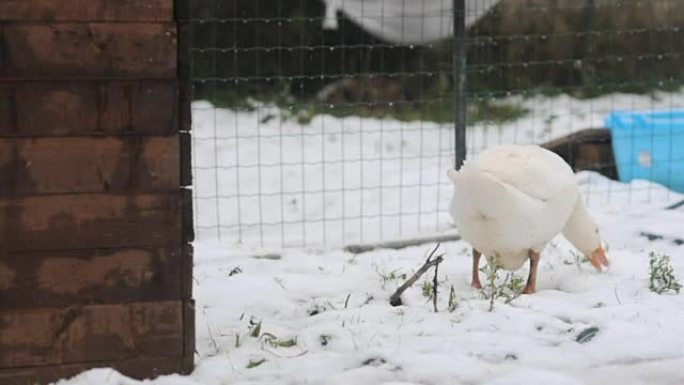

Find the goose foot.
[{"left": 522, "top": 285, "right": 536, "bottom": 295}]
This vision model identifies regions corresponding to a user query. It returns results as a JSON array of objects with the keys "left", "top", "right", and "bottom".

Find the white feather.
[{"left": 448, "top": 145, "right": 588, "bottom": 270}]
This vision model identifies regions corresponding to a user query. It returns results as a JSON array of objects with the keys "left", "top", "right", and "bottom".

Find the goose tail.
[{"left": 447, "top": 168, "right": 460, "bottom": 182}]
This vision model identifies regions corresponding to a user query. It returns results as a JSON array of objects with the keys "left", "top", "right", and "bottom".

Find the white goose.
[{"left": 447, "top": 144, "right": 609, "bottom": 294}]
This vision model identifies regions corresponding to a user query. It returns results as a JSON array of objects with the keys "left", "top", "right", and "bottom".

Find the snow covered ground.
[
  {"left": 56, "top": 172, "right": 684, "bottom": 385},
  {"left": 55, "top": 90, "right": 684, "bottom": 385}
]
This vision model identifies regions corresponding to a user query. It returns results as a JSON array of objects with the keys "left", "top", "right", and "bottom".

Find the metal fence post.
[{"left": 453, "top": 0, "right": 467, "bottom": 169}]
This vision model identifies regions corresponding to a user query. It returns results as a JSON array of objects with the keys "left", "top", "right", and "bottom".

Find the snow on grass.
[{"left": 56, "top": 173, "right": 684, "bottom": 385}]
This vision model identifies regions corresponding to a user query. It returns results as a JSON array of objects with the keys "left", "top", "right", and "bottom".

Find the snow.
[
  {"left": 53, "top": 90, "right": 684, "bottom": 385},
  {"left": 191, "top": 89, "right": 684, "bottom": 248}
]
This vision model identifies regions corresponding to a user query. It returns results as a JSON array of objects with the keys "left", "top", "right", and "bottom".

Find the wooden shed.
[{"left": 0, "top": 1, "right": 194, "bottom": 383}]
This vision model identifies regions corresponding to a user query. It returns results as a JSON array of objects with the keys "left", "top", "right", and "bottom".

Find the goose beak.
[{"left": 588, "top": 246, "right": 610, "bottom": 272}]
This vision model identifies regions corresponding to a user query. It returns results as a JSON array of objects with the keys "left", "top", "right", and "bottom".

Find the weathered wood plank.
[
  {"left": 542, "top": 128, "right": 618, "bottom": 180},
  {"left": 0, "top": 301, "right": 183, "bottom": 368},
  {"left": 181, "top": 188, "right": 195, "bottom": 244},
  {"left": 181, "top": 244, "right": 193, "bottom": 300},
  {"left": 177, "top": 22, "right": 192, "bottom": 133},
  {"left": 0, "top": 0, "right": 173, "bottom": 22},
  {"left": 0, "top": 356, "right": 188, "bottom": 385},
  {"left": 179, "top": 80, "right": 192, "bottom": 132},
  {"left": 0, "top": 247, "right": 182, "bottom": 310},
  {"left": 0, "top": 23, "right": 176, "bottom": 79},
  {"left": 180, "top": 132, "right": 192, "bottom": 187},
  {"left": 0, "top": 137, "right": 179, "bottom": 195},
  {"left": 0, "top": 81, "right": 179, "bottom": 137},
  {"left": 174, "top": 0, "right": 191, "bottom": 22},
  {"left": 182, "top": 299, "right": 195, "bottom": 374},
  {"left": 0, "top": 192, "right": 181, "bottom": 252}
]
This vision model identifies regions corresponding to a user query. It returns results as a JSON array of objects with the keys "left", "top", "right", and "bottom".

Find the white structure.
[{"left": 322, "top": 0, "right": 500, "bottom": 44}]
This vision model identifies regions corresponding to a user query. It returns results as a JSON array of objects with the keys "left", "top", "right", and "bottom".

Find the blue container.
[{"left": 605, "top": 110, "right": 684, "bottom": 193}]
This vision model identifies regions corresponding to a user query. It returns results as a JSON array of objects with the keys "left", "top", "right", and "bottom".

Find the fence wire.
[{"left": 190, "top": 0, "right": 684, "bottom": 248}]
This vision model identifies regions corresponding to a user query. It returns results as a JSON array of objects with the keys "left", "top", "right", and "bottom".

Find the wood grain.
[
  {"left": 0, "top": 301, "right": 184, "bottom": 368},
  {"left": 181, "top": 243, "right": 193, "bottom": 300},
  {"left": 0, "top": 356, "right": 190, "bottom": 385},
  {"left": 181, "top": 188, "right": 195, "bottom": 244},
  {"left": 183, "top": 299, "right": 195, "bottom": 358},
  {"left": 0, "top": 192, "right": 181, "bottom": 251},
  {"left": 542, "top": 128, "right": 618, "bottom": 179},
  {"left": 0, "top": 137, "right": 179, "bottom": 195},
  {"left": 0, "top": 23, "right": 176, "bottom": 79},
  {"left": 0, "top": 81, "right": 179, "bottom": 137},
  {"left": 0, "top": 0, "right": 173, "bottom": 22},
  {"left": 180, "top": 132, "right": 192, "bottom": 187},
  {"left": 0, "top": 247, "right": 182, "bottom": 309}
]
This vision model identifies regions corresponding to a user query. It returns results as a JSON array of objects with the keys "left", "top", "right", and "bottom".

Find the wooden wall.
[{"left": 0, "top": 1, "right": 194, "bottom": 383}]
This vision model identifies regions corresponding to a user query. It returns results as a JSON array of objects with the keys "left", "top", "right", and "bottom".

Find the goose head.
[{"left": 563, "top": 200, "right": 610, "bottom": 272}]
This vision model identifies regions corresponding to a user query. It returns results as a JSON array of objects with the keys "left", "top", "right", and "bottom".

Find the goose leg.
[
  {"left": 523, "top": 250, "right": 540, "bottom": 294},
  {"left": 472, "top": 249, "right": 483, "bottom": 289}
]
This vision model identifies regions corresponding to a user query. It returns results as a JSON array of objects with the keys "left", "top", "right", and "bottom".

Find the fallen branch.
[
  {"left": 432, "top": 259, "right": 439, "bottom": 312},
  {"left": 389, "top": 244, "right": 444, "bottom": 307},
  {"left": 345, "top": 234, "right": 460, "bottom": 254}
]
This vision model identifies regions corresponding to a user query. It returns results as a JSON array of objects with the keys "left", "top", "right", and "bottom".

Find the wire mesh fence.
[{"left": 190, "top": 0, "right": 684, "bottom": 248}]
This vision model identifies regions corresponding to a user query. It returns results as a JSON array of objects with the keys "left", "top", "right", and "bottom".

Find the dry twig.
[
  {"left": 389, "top": 244, "right": 444, "bottom": 307},
  {"left": 432, "top": 260, "right": 439, "bottom": 312}
]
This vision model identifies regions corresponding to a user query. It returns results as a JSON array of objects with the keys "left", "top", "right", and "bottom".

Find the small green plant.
[
  {"left": 480, "top": 255, "right": 525, "bottom": 311},
  {"left": 447, "top": 285, "right": 458, "bottom": 312},
  {"left": 238, "top": 317, "right": 299, "bottom": 352},
  {"left": 648, "top": 252, "right": 682, "bottom": 294},
  {"left": 247, "top": 357, "right": 267, "bottom": 369},
  {"left": 376, "top": 267, "right": 407, "bottom": 289},
  {"left": 248, "top": 318, "right": 262, "bottom": 337},
  {"left": 570, "top": 250, "right": 590, "bottom": 271},
  {"left": 421, "top": 280, "right": 435, "bottom": 300},
  {"left": 261, "top": 333, "right": 298, "bottom": 348}
]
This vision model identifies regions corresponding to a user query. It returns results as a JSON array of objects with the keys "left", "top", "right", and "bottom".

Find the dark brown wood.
[
  {"left": 180, "top": 243, "right": 193, "bottom": 300},
  {"left": 0, "top": 356, "right": 187, "bottom": 385},
  {"left": 178, "top": 80, "right": 192, "bottom": 132},
  {"left": 174, "top": 0, "right": 190, "bottom": 22},
  {"left": 542, "top": 128, "right": 618, "bottom": 180},
  {"left": 177, "top": 0, "right": 194, "bottom": 373},
  {"left": 0, "top": 192, "right": 181, "bottom": 252},
  {"left": 0, "top": 137, "right": 179, "bottom": 195},
  {"left": 0, "top": 23, "right": 176, "bottom": 79},
  {"left": 180, "top": 132, "right": 192, "bottom": 187},
  {"left": 0, "top": 247, "right": 182, "bottom": 310},
  {"left": 542, "top": 128, "right": 611, "bottom": 150},
  {"left": 0, "top": 0, "right": 173, "bottom": 22},
  {"left": 177, "top": 20, "right": 191, "bottom": 79},
  {"left": 0, "top": 301, "right": 184, "bottom": 368},
  {"left": 0, "top": 81, "right": 179, "bottom": 137},
  {"left": 176, "top": 18, "right": 192, "bottom": 133},
  {"left": 0, "top": 0, "right": 193, "bottom": 380},
  {"left": 181, "top": 188, "right": 195, "bottom": 244},
  {"left": 183, "top": 300, "right": 195, "bottom": 361}
]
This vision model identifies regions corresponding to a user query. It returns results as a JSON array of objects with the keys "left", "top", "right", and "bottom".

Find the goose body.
[{"left": 447, "top": 144, "right": 609, "bottom": 292}]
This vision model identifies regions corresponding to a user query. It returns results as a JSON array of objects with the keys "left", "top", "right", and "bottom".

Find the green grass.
[
  {"left": 194, "top": 86, "right": 529, "bottom": 126},
  {"left": 247, "top": 358, "right": 267, "bottom": 369}
]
